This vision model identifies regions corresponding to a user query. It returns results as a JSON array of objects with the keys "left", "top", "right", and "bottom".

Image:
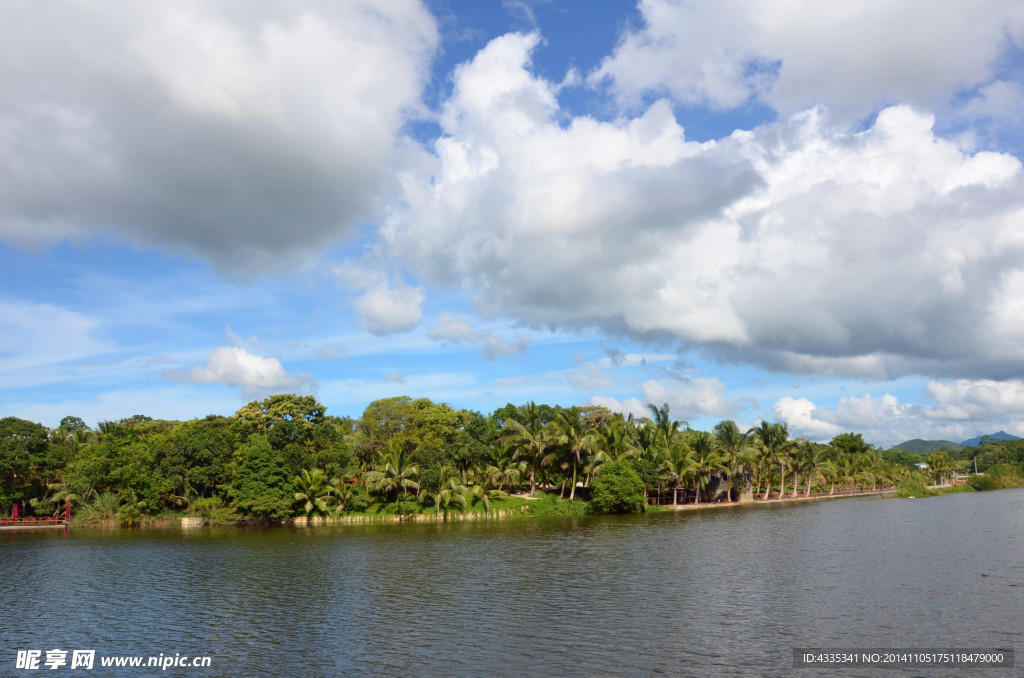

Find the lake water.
[{"left": 2, "top": 490, "right": 1022, "bottom": 677}]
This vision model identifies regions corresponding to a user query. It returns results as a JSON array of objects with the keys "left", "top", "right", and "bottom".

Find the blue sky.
[{"left": 3, "top": 0, "right": 1024, "bottom": 447}]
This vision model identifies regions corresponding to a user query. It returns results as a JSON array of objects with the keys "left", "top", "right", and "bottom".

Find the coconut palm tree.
[
  {"left": 647, "top": 402, "right": 686, "bottom": 451},
  {"left": 467, "top": 467, "right": 504, "bottom": 514},
  {"left": 502, "top": 402, "right": 548, "bottom": 496},
  {"left": 660, "top": 443, "right": 694, "bottom": 506},
  {"left": 488, "top": 443, "right": 526, "bottom": 492},
  {"left": 713, "top": 420, "right": 755, "bottom": 502},
  {"left": 790, "top": 440, "right": 823, "bottom": 497},
  {"left": 596, "top": 418, "right": 636, "bottom": 462},
  {"left": 748, "top": 421, "right": 793, "bottom": 500},
  {"left": 367, "top": 442, "right": 420, "bottom": 506},
  {"left": 688, "top": 431, "right": 728, "bottom": 503},
  {"left": 546, "top": 407, "right": 598, "bottom": 500},
  {"left": 293, "top": 468, "right": 334, "bottom": 520},
  {"left": 421, "top": 465, "right": 468, "bottom": 518}
]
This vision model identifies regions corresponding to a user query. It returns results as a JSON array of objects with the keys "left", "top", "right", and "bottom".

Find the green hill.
[{"left": 889, "top": 439, "right": 964, "bottom": 454}]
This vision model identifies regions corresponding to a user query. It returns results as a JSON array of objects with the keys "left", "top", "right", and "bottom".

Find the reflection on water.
[{"left": 3, "top": 490, "right": 1022, "bottom": 677}]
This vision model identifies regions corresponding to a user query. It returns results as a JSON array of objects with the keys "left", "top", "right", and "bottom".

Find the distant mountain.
[
  {"left": 889, "top": 439, "right": 964, "bottom": 454},
  {"left": 960, "top": 431, "right": 1020, "bottom": 447}
]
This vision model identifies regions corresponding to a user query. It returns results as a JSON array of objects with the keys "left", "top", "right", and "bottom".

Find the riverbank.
[
  {"left": 65, "top": 479, "right": 1024, "bottom": 529},
  {"left": 659, "top": 487, "right": 895, "bottom": 511},
  {"left": 172, "top": 488, "right": 897, "bottom": 528}
]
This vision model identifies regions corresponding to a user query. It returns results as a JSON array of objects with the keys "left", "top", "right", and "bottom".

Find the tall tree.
[
  {"left": 714, "top": 420, "right": 755, "bottom": 502},
  {"left": 546, "top": 407, "right": 598, "bottom": 500},
  {"left": 748, "top": 421, "right": 793, "bottom": 500},
  {"left": 502, "top": 402, "right": 547, "bottom": 496}
]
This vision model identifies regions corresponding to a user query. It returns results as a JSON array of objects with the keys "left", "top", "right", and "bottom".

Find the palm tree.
[
  {"left": 333, "top": 484, "right": 357, "bottom": 514},
  {"left": 818, "top": 459, "right": 839, "bottom": 496},
  {"left": 467, "top": 467, "right": 504, "bottom": 514},
  {"left": 488, "top": 443, "right": 527, "bottom": 493},
  {"left": 714, "top": 420, "right": 755, "bottom": 502},
  {"left": 688, "top": 432, "right": 728, "bottom": 504},
  {"left": 660, "top": 443, "right": 694, "bottom": 506},
  {"left": 421, "top": 465, "right": 468, "bottom": 518},
  {"left": 546, "top": 407, "right": 598, "bottom": 500},
  {"left": 789, "top": 440, "right": 821, "bottom": 497},
  {"left": 367, "top": 442, "right": 420, "bottom": 506},
  {"left": 293, "top": 468, "right": 334, "bottom": 520},
  {"left": 596, "top": 418, "right": 636, "bottom": 462},
  {"left": 647, "top": 402, "right": 686, "bottom": 450},
  {"left": 926, "top": 451, "right": 956, "bottom": 486},
  {"left": 748, "top": 421, "right": 793, "bottom": 500},
  {"left": 502, "top": 402, "right": 548, "bottom": 496}
]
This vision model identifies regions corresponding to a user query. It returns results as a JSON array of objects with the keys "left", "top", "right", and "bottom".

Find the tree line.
[{"left": 2, "top": 394, "right": 1018, "bottom": 526}]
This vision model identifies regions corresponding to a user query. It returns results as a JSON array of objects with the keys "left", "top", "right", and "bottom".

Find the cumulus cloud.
[
  {"left": 429, "top": 312, "right": 530, "bottom": 359},
  {"left": 772, "top": 379, "right": 1024, "bottom": 446},
  {"left": 771, "top": 396, "right": 844, "bottom": 441},
  {"left": 590, "top": 376, "right": 742, "bottom": 423},
  {"left": 0, "top": 0, "right": 438, "bottom": 272},
  {"left": 589, "top": 0, "right": 1024, "bottom": 117},
  {"left": 383, "top": 32, "right": 1024, "bottom": 381},
  {"left": 164, "top": 346, "right": 313, "bottom": 393},
  {"left": 354, "top": 282, "right": 424, "bottom": 335}
]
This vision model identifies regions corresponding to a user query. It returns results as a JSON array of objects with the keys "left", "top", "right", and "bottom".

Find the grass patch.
[{"left": 522, "top": 493, "right": 591, "bottom": 517}]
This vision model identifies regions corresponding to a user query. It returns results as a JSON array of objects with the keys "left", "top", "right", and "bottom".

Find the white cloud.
[
  {"left": 590, "top": 0, "right": 1024, "bottom": 117},
  {"left": 587, "top": 395, "right": 649, "bottom": 420},
  {"left": 639, "top": 377, "right": 742, "bottom": 422},
  {"left": 164, "top": 346, "right": 313, "bottom": 393},
  {"left": 383, "top": 32, "right": 1024, "bottom": 381},
  {"left": 772, "top": 379, "right": 1024, "bottom": 446},
  {"left": 354, "top": 283, "right": 424, "bottom": 335},
  {"left": 772, "top": 396, "right": 843, "bottom": 441},
  {"left": 429, "top": 311, "right": 530, "bottom": 359},
  {"left": 0, "top": 1, "right": 438, "bottom": 272},
  {"left": 589, "top": 375, "right": 742, "bottom": 424}
]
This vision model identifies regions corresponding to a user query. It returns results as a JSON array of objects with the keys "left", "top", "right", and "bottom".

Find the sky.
[{"left": 2, "top": 0, "right": 1024, "bottom": 448}]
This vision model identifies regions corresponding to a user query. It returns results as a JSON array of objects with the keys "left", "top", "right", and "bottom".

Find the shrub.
[{"left": 591, "top": 460, "right": 647, "bottom": 514}]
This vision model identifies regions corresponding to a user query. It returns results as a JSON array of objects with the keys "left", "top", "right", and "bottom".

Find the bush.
[
  {"left": 971, "top": 464, "right": 1024, "bottom": 491},
  {"left": 525, "top": 493, "right": 590, "bottom": 517},
  {"left": 591, "top": 460, "right": 647, "bottom": 514}
]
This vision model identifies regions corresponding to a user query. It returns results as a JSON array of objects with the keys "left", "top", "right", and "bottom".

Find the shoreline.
[
  {"left": 657, "top": 488, "right": 894, "bottom": 511},
  {"left": 37, "top": 485, "right": 1015, "bottom": 531}
]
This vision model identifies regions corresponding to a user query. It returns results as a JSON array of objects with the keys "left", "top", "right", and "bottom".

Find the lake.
[{"left": 3, "top": 490, "right": 1022, "bottom": 676}]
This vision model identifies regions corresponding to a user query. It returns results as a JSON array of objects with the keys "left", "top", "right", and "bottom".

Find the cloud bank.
[
  {"left": 0, "top": 0, "right": 438, "bottom": 273},
  {"left": 384, "top": 32, "right": 1024, "bottom": 381}
]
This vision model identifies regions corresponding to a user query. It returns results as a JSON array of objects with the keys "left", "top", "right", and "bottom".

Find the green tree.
[
  {"left": 236, "top": 394, "right": 326, "bottom": 435},
  {"left": 502, "top": 401, "right": 549, "bottom": 496},
  {"left": 367, "top": 442, "right": 420, "bottom": 506},
  {"left": 714, "top": 420, "right": 755, "bottom": 502},
  {"left": 229, "top": 435, "right": 294, "bottom": 520},
  {"left": 0, "top": 417, "right": 50, "bottom": 513},
  {"left": 546, "top": 406, "right": 598, "bottom": 500},
  {"left": 359, "top": 396, "right": 463, "bottom": 460},
  {"left": 749, "top": 421, "right": 793, "bottom": 500},
  {"left": 646, "top": 402, "right": 686, "bottom": 450},
  {"left": 293, "top": 468, "right": 335, "bottom": 520},
  {"left": 591, "top": 460, "right": 646, "bottom": 514},
  {"left": 661, "top": 443, "right": 694, "bottom": 506},
  {"left": 421, "top": 465, "right": 467, "bottom": 518},
  {"left": 688, "top": 431, "right": 727, "bottom": 504}
]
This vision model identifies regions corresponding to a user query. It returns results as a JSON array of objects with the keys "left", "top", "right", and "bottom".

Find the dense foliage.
[{"left": 3, "top": 394, "right": 1019, "bottom": 526}]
